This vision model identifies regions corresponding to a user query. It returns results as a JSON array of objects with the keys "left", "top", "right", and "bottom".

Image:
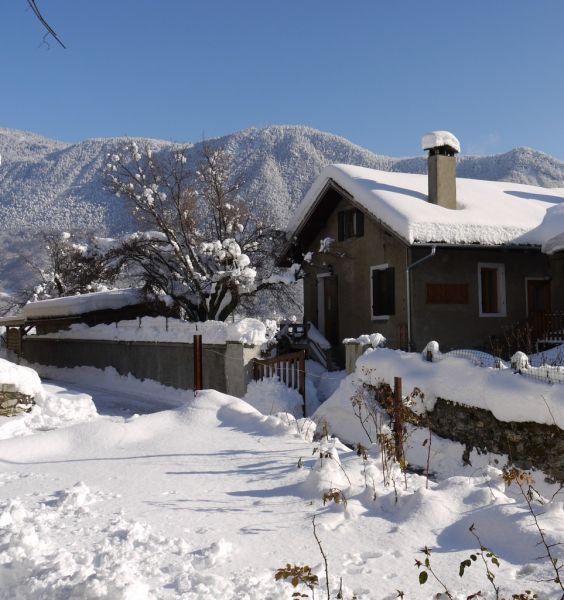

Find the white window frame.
[
  {"left": 370, "top": 263, "right": 392, "bottom": 321},
  {"left": 478, "top": 262, "right": 507, "bottom": 317}
]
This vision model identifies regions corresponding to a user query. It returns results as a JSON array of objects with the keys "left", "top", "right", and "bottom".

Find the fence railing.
[
  {"left": 529, "top": 312, "right": 564, "bottom": 342},
  {"left": 423, "top": 342, "right": 564, "bottom": 384},
  {"left": 253, "top": 350, "right": 306, "bottom": 416}
]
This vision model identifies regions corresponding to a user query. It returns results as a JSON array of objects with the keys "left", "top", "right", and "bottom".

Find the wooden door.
[
  {"left": 323, "top": 275, "right": 339, "bottom": 346},
  {"left": 527, "top": 279, "right": 551, "bottom": 316}
]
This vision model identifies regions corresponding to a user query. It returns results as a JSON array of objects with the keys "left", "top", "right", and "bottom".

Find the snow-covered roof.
[
  {"left": 22, "top": 288, "right": 145, "bottom": 320},
  {"left": 421, "top": 130, "right": 461, "bottom": 153},
  {"left": 288, "top": 164, "right": 564, "bottom": 247}
]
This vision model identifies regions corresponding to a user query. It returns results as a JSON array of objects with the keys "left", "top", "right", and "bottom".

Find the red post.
[
  {"left": 193, "top": 334, "right": 203, "bottom": 393},
  {"left": 393, "top": 376, "right": 404, "bottom": 464}
]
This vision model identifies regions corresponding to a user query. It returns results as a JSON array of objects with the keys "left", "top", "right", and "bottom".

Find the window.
[
  {"left": 338, "top": 209, "right": 364, "bottom": 241},
  {"left": 426, "top": 283, "right": 469, "bottom": 304},
  {"left": 371, "top": 264, "right": 395, "bottom": 318},
  {"left": 478, "top": 263, "right": 506, "bottom": 317}
]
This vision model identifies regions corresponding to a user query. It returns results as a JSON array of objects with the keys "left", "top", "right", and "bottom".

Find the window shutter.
[
  {"left": 355, "top": 210, "right": 364, "bottom": 237},
  {"left": 383, "top": 267, "right": 395, "bottom": 315},
  {"left": 426, "top": 283, "right": 469, "bottom": 304},
  {"left": 338, "top": 211, "right": 345, "bottom": 241},
  {"left": 371, "top": 269, "right": 378, "bottom": 314}
]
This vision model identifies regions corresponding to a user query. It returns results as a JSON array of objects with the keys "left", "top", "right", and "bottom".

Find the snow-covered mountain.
[
  {"left": 2, "top": 125, "right": 564, "bottom": 235},
  {"left": 1, "top": 125, "right": 564, "bottom": 298}
]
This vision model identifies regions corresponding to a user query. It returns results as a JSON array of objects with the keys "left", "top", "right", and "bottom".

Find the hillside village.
[{"left": 1, "top": 123, "right": 564, "bottom": 600}]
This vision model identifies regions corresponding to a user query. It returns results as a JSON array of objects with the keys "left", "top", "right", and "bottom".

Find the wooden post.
[
  {"left": 393, "top": 376, "right": 404, "bottom": 464},
  {"left": 193, "top": 334, "right": 203, "bottom": 393}
]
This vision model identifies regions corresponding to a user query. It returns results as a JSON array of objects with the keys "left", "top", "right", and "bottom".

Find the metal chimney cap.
[{"left": 421, "top": 131, "right": 461, "bottom": 153}]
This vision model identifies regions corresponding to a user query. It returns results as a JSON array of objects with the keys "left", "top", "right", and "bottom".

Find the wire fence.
[{"left": 424, "top": 344, "right": 564, "bottom": 385}]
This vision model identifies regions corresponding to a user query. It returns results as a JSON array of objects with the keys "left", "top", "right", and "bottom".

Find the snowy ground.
[{"left": 1, "top": 370, "right": 564, "bottom": 599}]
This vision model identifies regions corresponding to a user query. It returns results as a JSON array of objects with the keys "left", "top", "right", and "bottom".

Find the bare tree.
[
  {"left": 105, "top": 142, "right": 301, "bottom": 321},
  {"left": 26, "top": 0, "right": 66, "bottom": 48}
]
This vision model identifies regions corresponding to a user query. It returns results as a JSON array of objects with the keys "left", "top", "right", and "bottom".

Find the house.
[{"left": 281, "top": 132, "right": 564, "bottom": 361}]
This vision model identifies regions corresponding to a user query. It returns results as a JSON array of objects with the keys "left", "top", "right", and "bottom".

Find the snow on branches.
[{"left": 105, "top": 142, "right": 303, "bottom": 321}]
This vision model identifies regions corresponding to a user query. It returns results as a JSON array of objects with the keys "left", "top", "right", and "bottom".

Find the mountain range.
[
  {"left": 2, "top": 125, "right": 564, "bottom": 235},
  {"left": 1, "top": 124, "right": 564, "bottom": 296}
]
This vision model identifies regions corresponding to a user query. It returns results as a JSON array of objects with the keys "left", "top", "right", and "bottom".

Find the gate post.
[
  {"left": 393, "top": 376, "right": 404, "bottom": 464},
  {"left": 193, "top": 334, "right": 203, "bottom": 393}
]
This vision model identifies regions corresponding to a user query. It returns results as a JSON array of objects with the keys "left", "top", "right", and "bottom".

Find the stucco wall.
[
  {"left": 303, "top": 196, "right": 408, "bottom": 355},
  {"left": 22, "top": 338, "right": 261, "bottom": 397},
  {"left": 550, "top": 252, "right": 564, "bottom": 312},
  {"left": 410, "top": 247, "right": 551, "bottom": 351}
]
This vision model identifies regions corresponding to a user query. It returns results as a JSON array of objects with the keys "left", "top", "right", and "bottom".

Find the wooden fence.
[
  {"left": 529, "top": 312, "right": 564, "bottom": 343},
  {"left": 253, "top": 350, "right": 306, "bottom": 416}
]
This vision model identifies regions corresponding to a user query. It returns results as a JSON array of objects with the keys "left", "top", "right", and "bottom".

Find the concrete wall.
[
  {"left": 22, "top": 337, "right": 261, "bottom": 397},
  {"left": 410, "top": 247, "right": 551, "bottom": 350}
]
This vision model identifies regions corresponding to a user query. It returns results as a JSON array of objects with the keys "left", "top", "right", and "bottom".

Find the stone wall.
[
  {"left": 0, "top": 384, "right": 35, "bottom": 417},
  {"left": 427, "top": 398, "right": 564, "bottom": 482}
]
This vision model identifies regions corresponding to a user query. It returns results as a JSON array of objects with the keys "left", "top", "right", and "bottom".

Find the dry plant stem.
[
  {"left": 468, "top": 526, "right": 500, "bottom": 599},
  {"left": 351, "top": 401, "right": 374, "bottom": 444},
  {"left": 312, "top": 515, "right": 331, "bottom": 600},
  {"left": 425, "top": 424, "right": 432, "bottom": 490},
  {"left": 517, "top": 481, "right": 564, "bottom": 595}
]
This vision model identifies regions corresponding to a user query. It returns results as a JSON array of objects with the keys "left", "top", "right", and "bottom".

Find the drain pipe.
[{"left": 406, "top": 246, "right": 436, "bottom": 351}]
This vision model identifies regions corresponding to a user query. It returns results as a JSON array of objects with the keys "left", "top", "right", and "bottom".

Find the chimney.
[{"left": 421, "top": 131, "right": 460, "bottom": 210}]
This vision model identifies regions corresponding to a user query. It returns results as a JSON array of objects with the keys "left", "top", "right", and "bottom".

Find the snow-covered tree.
[
  {"left": 27, "top": 232, "right": 124, "bottom": 302},
  {"left": 105, "top": 143, "right": 301, "bottom": 321}
]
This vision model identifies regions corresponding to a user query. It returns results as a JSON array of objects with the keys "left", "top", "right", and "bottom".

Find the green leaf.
[
  {"left": 491, "top": 557, "right": 500, "bottom": 567},
  {"left": 459, "top": 559, "right": 472, "bottom": 577},
  {"left": 419, "top": 571, "right": 428, "bottom": 585}
]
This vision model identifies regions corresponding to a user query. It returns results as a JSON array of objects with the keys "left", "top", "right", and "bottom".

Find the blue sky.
[{"left": 3, "top": 1, "right": 564, "bottom": 160}]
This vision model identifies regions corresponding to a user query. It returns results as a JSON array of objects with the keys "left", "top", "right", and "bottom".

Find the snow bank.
[
  {"left": 0, "top": 482, "right": 287, "bottom": 600},
  {"left": 33, "top": 316, "right": 274, "bottom": 346},
  {"left": 23, "top": 288, "right": 144, "bottom": 319},
  {"left": 1, "top": 382, "right": 564, "bottom": 598},
  {"left": 0, "top": 359, "right": 98, "bottom": 439},
  {"left": 0, "top": 358, "right": 43, "bottom": 398},
  {"left": 243, "top": 377, "right": 304, "bottom": 418},
  {"left": 26, "top": 363, "right": 192, "bottom": 409},
  {"left": 316, "top": 348, "right": 564, "bottom": 433},
  {"left": 343, "top": 332, "right": 386, "bottom": 347}
]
